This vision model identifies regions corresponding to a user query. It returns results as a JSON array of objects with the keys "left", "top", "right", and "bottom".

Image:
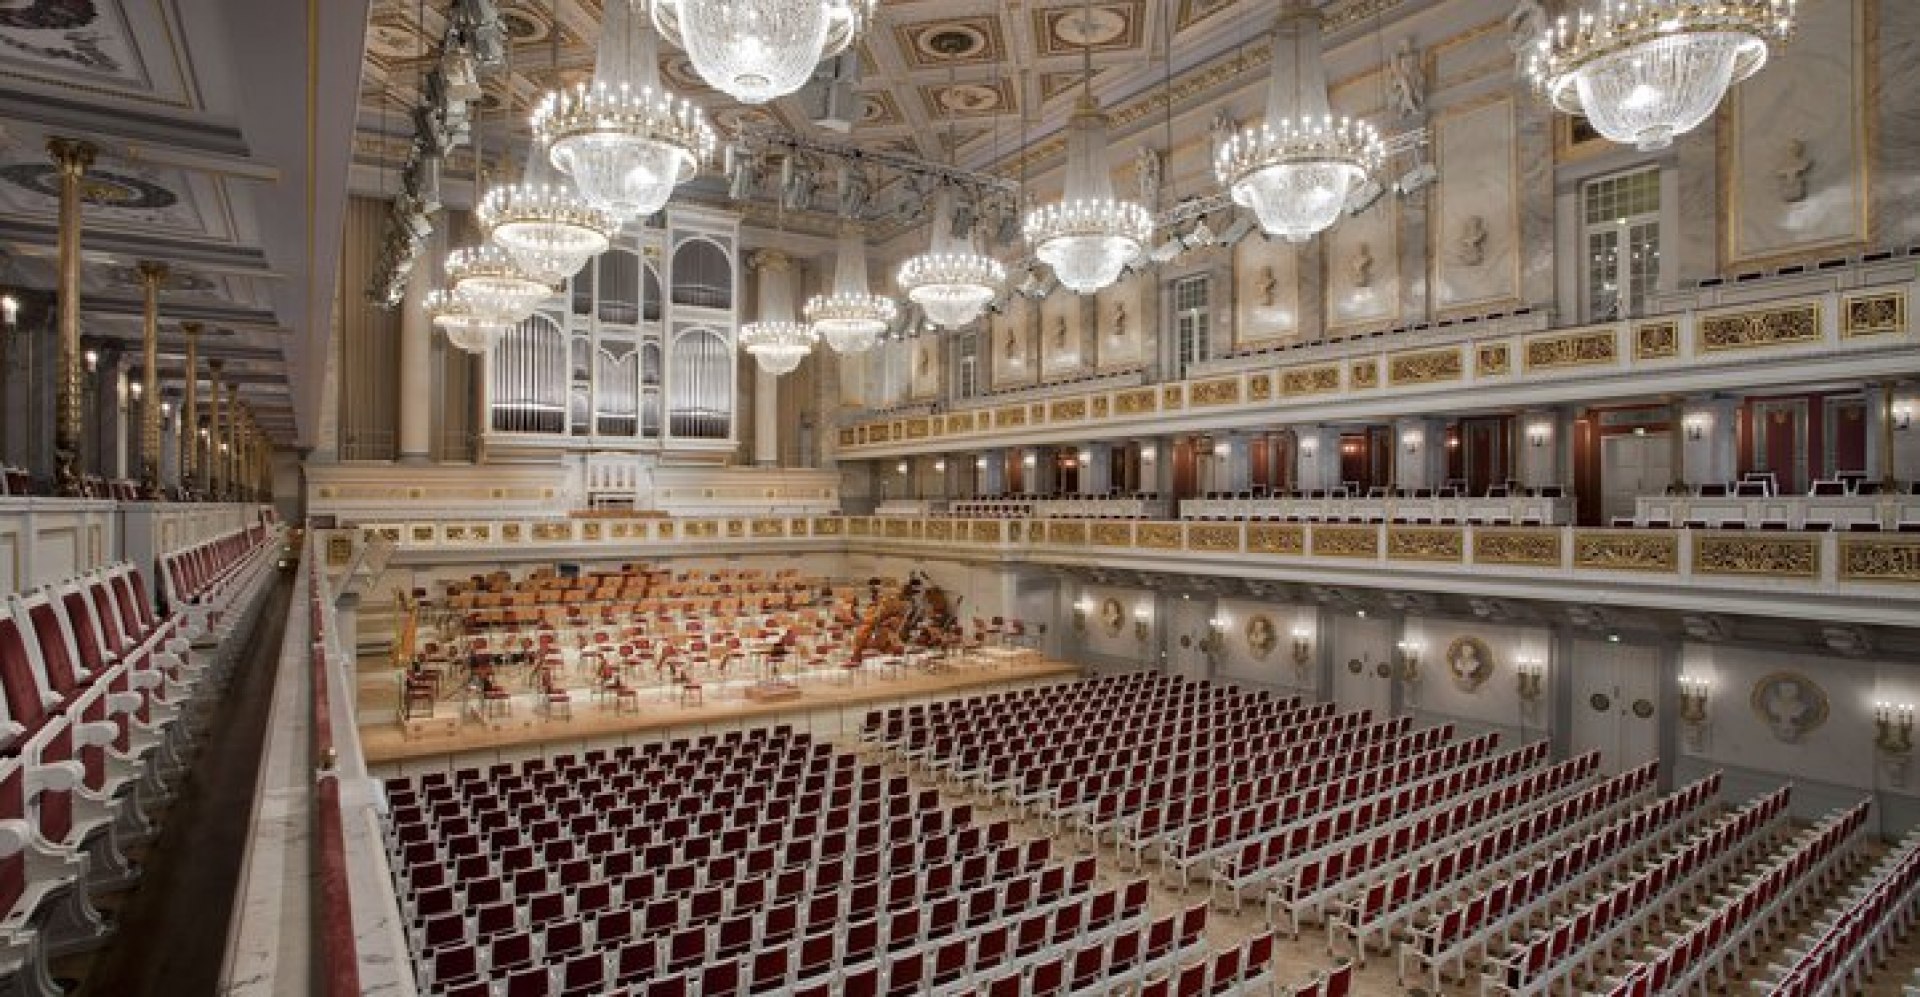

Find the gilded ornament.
[
  {"left": 1473, "top": 528, "right": 1561, "bottom": 566},
  {"left": 1634, "top": 321, "right": 1679, "bottom": 359},
  {"left": 1137, "top": 524, "right": 1182, "bottom": 549},
  {"left": 1842, "top": 292, "right": 1907, "bottom": 338},
  {"left": 1350, "top": 361, "right": 1379, "bottom": 389},
  {"left": 1249, "top": 375, "right": 1274, "bottom": 402},
  {"left": 1048, "top": 521, "right": 1088, "bottom": 545},
  {"left": 884, "top": 519, "right": 911, "bottom": 538},
  {"left": 1387, "top": 527, "right": 1464, "bottom": 562},
  {"left": 1116, "top": 389, "right": 1157, "bottom": 415},
  {"left": 1476, "top": 344, "right": 1511, "bottom": 377},
  {"left": 1697, "top": 302, "right": 1821, "bottom": 353},
  {"left": 1092, "top": 522, "right": 1133, "bottom": 547},
  {"left": 1050, "top": 397, "right": 1088, "bottom": 421},
  {"left": 1186, "top": 524, "right": 1241, "bottom": 552},
  {"left": 1693, "top": 534, "right": 1817, "bottom": 578},
  {"left": 996, "top": 406, "right": 1027, "bottom": 427},
  {"left": 752, "top": 518, "right": 785, "bottom": 538},
  {"left": 925, "top": 520, "right": 952, "bottom": 541},
  {"left": 1162, "top": 385, "right": 1184, "bottom": 409},
  {"left": 1525, "top": 330, "right": 1617, "bottom": 371},
  {"left": 1190, "top": 378, "right": 1241, "bottom": 407},
  {"left": 905, "top": 418, "right": 930, "bottom": 439},
  {"left": 970, "top": 521, "right": 1001, "bottom": 543},
  {"left": 1282, "top": 366, "right": 1342, "bottom": 396},
  {"left": 1573, "top": 531, "right": 1678, "bottom": 572},
  {"left": 1387, "top": 348, "right": 1464, "bottom": 386},
  {"left": 1248, "top": 524, "right": 1306, "bottom": 555},
  {"left": 1839, "top": 537, "right": 1920, "bottom": 583},
  {"left": 1312, "top": 525, "right": 1380, "bottom": 558}
]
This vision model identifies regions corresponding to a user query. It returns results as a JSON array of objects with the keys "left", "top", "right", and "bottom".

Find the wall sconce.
[
  {"left": 1678, "top": 675, "right": 1711, "bottom": 750},
  {"left": 895, "top": 461, "right": 909, "bottom": 476},
  {"left": 1445, "top": 433, "right": 1460, "bottom": 451},
  {"left": 1198, "top": 617, "right": 1227, "bottom": 661},
  {"left": 1395, "top": 640, "right": 1423, "bottom": 683},
  {"left": 84, "top": 349, "right": 98, "bottom": 374},
  {"left": 1213, "top": 442, "right": 1231, "bottom": 457},
  {"left": 1290, "top": 625, "right": 1313, "bottom": 670},
  {"left": 1072, "top": 597, "right": 1091, "bottom": 633},
  {"left": 1133, "top": 605, "right": 1151, "bottom": 643},
  {"left": 1401, "top": 431, "right": 1423, "bottom": 454},
  {"left": 129, "top": 380, "right": 143, "bottom": 401},
  {"left": 1876, "top": 702, "right": 1915, "bottom": 785},
  {"left": 1300, "top": 441, "right": 1317, "bottom": 459},
  {"left": 1022, "top": 453, "right": 1037, "bottom": 468},
  {"left": 1895, "top": 404, "right": 1912, "bottom": 432},
  {"left": 1683, "top": 412, "right": 1709, "bottom": 441},
  {"left": 1527, "top": 425, "right": 1551, "bottom": 448},
  {"left": 974, "top": 456, "right": 988, "bottom": 470},
  {"left": 1515, "top": 654, "right": 1545, "bottom": 704},
  {"left": 160, "top": 401, "right": 172, "bottom": 419},
  {"left": 1, "top": 294, "right": 18, "bottom": 327},
  {"left": 933, "top": 459, "right": 946, "bottom": 473},
  {"left": 1140, "top": 446, "right": 1156, "bottom": 461}
]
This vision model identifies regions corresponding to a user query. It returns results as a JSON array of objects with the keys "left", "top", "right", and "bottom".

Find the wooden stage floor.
[{"left": 359, "top": 655, "right": 1081, "bottom": 766}]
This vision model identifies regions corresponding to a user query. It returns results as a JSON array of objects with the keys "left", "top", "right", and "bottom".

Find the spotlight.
[
  {"left": 1395, "top": 162, "right": 1438, "bottom": 197},
  {"left": 1182, "top": 218, "right": 1216, "bottom": 249},
  {"left": 452, "top": 0, "right": 505, "bottom": 67},
  {"left": 1218, "top": 215, "right": 1256, "bottom": 247},
  {"left": 1149, "top": 237, "right": 1184, "bottom": 263},
  {"left": 439, "top": 37, "right": 482, "bottom": 100},
  {"left": 1345, "top": 177, "right": 1386, "bottom": 216}
]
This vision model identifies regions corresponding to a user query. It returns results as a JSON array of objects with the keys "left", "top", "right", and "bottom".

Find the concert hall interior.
[{"left": 3, "top": 0, "right": 1920, "bottom": 995}]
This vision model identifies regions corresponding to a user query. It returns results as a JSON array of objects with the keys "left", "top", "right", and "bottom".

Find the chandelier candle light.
[
  {"left": 741, "top": 253, "right": 817, "bottom": 376},
  {"left": 477, "top": 143, "right": 621, "bottom": 286},
  {"left": 444, "top": 243, "right": 553, "bottom": 325},
  {"left": 424, "top": 287, "right": 507, "bottom": 354},
  {"left": 806, "top": 222, "right": 897, "bottom": 354},
  {"left": 1216, "top": 0, "right": 1384, "bottom": 243},
  {"left": 650, "top": 0, "right": 874, "bottom": 105},
  {"left": 535, "top": 0, "right": 714, "bottom": 221},
  {"left": 1530, "top": 0, "right": 1795, "bottom": 151},
  {"left": 898, "top": 186, "right": 1005, "bottom": 330},
  {"left": 1023, "top": 4, "right": 1151, "bottom": 294}
]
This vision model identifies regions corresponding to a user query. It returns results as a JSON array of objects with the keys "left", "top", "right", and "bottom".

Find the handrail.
[{"left": 307, "top": 541, "right": 361, "bottom": 997}]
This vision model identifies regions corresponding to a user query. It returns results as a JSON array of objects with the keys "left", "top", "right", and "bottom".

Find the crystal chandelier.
[
  {"left": 1215, "top": 2, "right": 1384, "bottom": 243},
  {"left": 1022, "top": 8, "right": 1151, "bottom": 295},
  {"left": 424, "top": 288, "right": 506, "bottom": 354},
  {"left": 649, "top": 0, "right": 873, "bottom": 105},
  {"left": 1530, "top": 0, "right": 1795, "bottom": 151},
  {"left": 477, "top": 145, "right": 621, "bottom": 285},
  {"left": 739, "top": 320, "right": 817, "bottom": 375},
  {"left": 805, "top": 223, "right": 896, "bottom": 354},
  {"left": 898, "top": 186, "right": 1005, "bottom": 330},
  {"left": 535, "top": 0, "right": 714, "bottom": 221},
  {"left": 444, "top": 243, "right": 552, "bottom": 325}
]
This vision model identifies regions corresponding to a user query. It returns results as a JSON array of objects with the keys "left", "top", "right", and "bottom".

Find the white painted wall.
[{"left": 1399, "top": 618, "right": 1551, "bottom": 741}]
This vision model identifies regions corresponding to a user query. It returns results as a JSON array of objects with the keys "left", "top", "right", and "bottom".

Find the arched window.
[
  {"left": 598, "top": 249, "right": 641, "bottom": 325},
  {"left": 671, "top": 237, "right": 731, "bottom": 309},
  {"left": 668, "top": 328, "right": 731, "bottom": 438},
  {"left": 490, "top": 313, "right": 568, "bottom": 434}
]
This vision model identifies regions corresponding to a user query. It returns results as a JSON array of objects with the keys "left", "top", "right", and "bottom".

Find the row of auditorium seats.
[{"left": 0, "top": 520, "right": 278, "bottom": 994}]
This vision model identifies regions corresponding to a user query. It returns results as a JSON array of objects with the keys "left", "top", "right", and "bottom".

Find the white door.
[
  {"left": 1567, "top": 639, "right": 1663, "bottom": 774},
  {"left": 1329, "top": 615, "right": 1393, "bottom": 718},
  {"left": 1601, "top": 433, "right": 1672, "bottom": 523},
  {"left": 1167, "top": 597, "right": 1213, "bottom": 681}
]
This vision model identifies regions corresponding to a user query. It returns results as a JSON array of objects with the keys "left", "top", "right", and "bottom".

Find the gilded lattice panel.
[
  {"left": 1573, "top": 531, "right": 1678, "bottom": 572},
  {"left": 1049, "top": 398, "right": 1088, "bottom": 421},
  {"left": 1839, "top": 538, "right": 1920, "bottom": 583},
  {"left": 1473, "top": 529, "right": 1561, "bottom": 566},
  {"left": 1692, "top": 534, "right": 1817, "bottom": 578},
  {"left": 905, "top": 419, "right": 930, "bottom": 439},
  {"left": 1092, "top": 396, "right": 1111, "bottom": 419},
  {"left": 1476, "top": 344, "right": 1511, "bottom": 377},
  {"left": 532, "top": 522, "right": 570, "bottom": 541},
  {"left": 923, "top": 520, "right": 951, "bottom": 541},
  {"left": 1282, "top": 366, "right": 1342, "bottom": 396},
  {"left": 1247, "top": 524, "right": 1306, "bottom": 555},
  {"left": 884, "top": 519, "right": 911, "bottom": 538},
  {"left": 970, "top": 521, "right": 1002, "bottom": 543},
  {"left": 1697, "top": 302, "right": 1822, "bottom": 353},
  {"left": 326, "top": 535, "right": 352, "bottom": 566},
  {"left": 1189, "top": 378, "right": 1241, "bottom": 407},
  {"left": 1311, "top": 526, "right": 1379, "bottom": 558},
  {"left": 1525, "top": 330, "right": 1617, "bottom": 371},
  {"left": 725, "top": 520, "right": 745, "bottom": 539},
  {"left": 1634, "top": 321, "right": 1679, "bottom": 360},
  {"left": 751, "top": 518, "right": 786, "bottom": 538},
  {"left": 1842, "top": 292, "right": 1907, "bottom": 338},
  {"left": 1116, "top": 389, "right": 1157, "bottom": 415},
  {"left": 1387, "top": 348, "right": 1464, "bottom": 386},
  {"left": 1186, "top": 524, "right": 1241, "bottom": 552},
  {"left": 995, "top": 407, "right": 1027, "bottom": 428},
  {"left": 411, "top": 525, "right": 435, "bottom": 543},
  {"left": 1137, "top": 524, "right": 1182, "bottom": 549},
  {"left": 1048, "top": 521, "right": 1088, "bottom": 545},
  {"left": 1386, "top": 527, "right": 1464, "bottom": 562},
  {"left": 1350, "top": 361, "right": 1379, "bottom": 389},
  {"left": 1162, "top": 385, "right": 1184, "bottom": 409},
  {"left": 1248, "top": 374, "right": 1274, "bottom": 402},
  {"left": 848, "top": 518, "right": 871, "bottom": 536},
  {"left": 813, "top": 518, "right": 843, "bottom": 536},
  {"left": 1091, "top": 523, "right": 1133, "bottom": 547}
]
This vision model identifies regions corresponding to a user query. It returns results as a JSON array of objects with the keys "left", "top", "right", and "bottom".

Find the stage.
[{"left": 357, "top": 651, "right": 1081, "bottom": 766}]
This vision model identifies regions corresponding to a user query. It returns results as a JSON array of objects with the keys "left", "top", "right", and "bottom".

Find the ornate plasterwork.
[
  {"left": 1840, "top": 537, "right": 1920, "bottom": 583},
  {"left": 751, "top": 518, "right": 786, "bottom": 538},
  {"left": 1475, "top": 343, "right": 1511, "bottom": 377},
  {"left": 1186, "top": 524, "right": 1240, "bottom": 552},
  {"left": 1387, "top": 348, "right": 1463, "bottom": 386},
  {"left": 1190, "top": 378, "right": 1241, "bottom": 407},
  {"left": 923, "top": 520, "right": 952, "bottom": 542},
  {"left": 1842, "top": 291, "right": 1907, "bottom": 338},
  {"left": 1350, "top": 361, "right": 1380, "bottom": 389},
  {"left": 995, "top": 406, "right": 1027, "bottom": 428},
  {"left": 1249, "top": 375, "right": 1274, "bottom": 402},
  {"left": 1573, "top": 532, "right": 1679, "bottom": 572},
  {"left": 1311, "top": 526, "right": 1379, "bottom": 559},
  {"left": 1048, "top": 521, "right": 1088, "bottom": 546},
  {"left": 1115, "top": 389, "right": 1157, "bottom": 416},
  {"left": 1162, "top": 385, "right": 1185, "bottom": 410},
  {"left": 1634, "top": 321, "right": 1680, "bottom": 359},
  {"left": 1750, "top": 672, "right": 1829, "bottom": 744},
  {"left": 1387, "top": 527, "right": 1464, "bottom": 562},
  {"left": 1474, "top": 529, "right": 1562, "bottom": 566},
  {"left": 1697, "top": 302, "right": 1822, "bottom": 353},
  {"left": 1693, "top": 534, "right": 1818, "bottom": 578},
  {"left": 1247, "top": 524, "right": 1306, "bottom": 555},
  {"left": 1525, "top": 330, "right": 1617, "bottom": 371},
  {"left": 1245, "top": 615, "right": 1278, "bottom": 659},
  {"left": 1137, "top": 524, "right": 1182, "bottom": 549},
  {"left": 1445, "top": 636, "right": 1494, "bottom": 692},
  {"left": 1091, "top": 522, "right": 1134, "bottom": 547},
  {"left": 1050, "top": 398, "right": 1088, "bottom": 421},
  {"left": 1283, "top": 365, "right": 1343, "bottom": 396}
]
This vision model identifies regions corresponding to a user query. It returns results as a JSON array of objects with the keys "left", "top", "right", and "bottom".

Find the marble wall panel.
[
  {"left": 990, "top": 298, "right": 1037, "bottom": 387},
  {"left": 1040, "top": 291, "right": 1084, "bottom": 377},
  {"left": 1095, "top": 272, "right": 1149, "bottom": 366},
  {"left": 1325, "top": 197, "right": 1399, "bottom": 332},
  {"left": 1432, "top": 96, "right": 1521, "bottom": 314},
  {"left": 1234, "top": 236, "right": 1301, "bottom": 345}
]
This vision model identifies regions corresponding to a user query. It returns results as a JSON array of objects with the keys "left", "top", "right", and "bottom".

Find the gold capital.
[{"left": 46, "top": 137, "right": 95, "bottom": 175}]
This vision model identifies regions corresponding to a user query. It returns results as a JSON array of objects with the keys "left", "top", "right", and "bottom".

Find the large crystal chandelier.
[
  {"left": 740, "top": 320, "right": 817, "bottom": 375},
  {"left": 1530, "top": 0, "right": 1795, "bottom": 152},
  {"left": 444, "top": 243, "right": 552, "bottom": 325},
  {"left": 424, "top": 288, "right": 506, "bottom": 354},
  {"left": 649, "top": 0, "right": 874, "bottom": 105},
  {"left": 1022, "top": 8, "right": 1151, "bottom": 295},
  {"left": 898, "top": 186, "right": 1004, "bottom": 330},
  {"left": 477, "top": 145, "right": 621, "bottom": 285},
  {"left": 1215, "top": 2, "right": 1384, "bottom": 243},
  {"left": 805, "top": 223, "right": 896, "bottom": 354},
  {"left": 534, "top": 0, "right": 714, "bottom": 221}
]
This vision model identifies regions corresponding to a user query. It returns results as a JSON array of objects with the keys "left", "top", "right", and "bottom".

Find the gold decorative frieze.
[
  {"left": 1473, "top": 528, "right": 1562, "bottom": 566},
  {"left": 1049, "top": 397, "right": 1088, "bottom": 421},
  {"left": 1091, "top": 522, "right": 1133, "bottom": 547},
  {"left": 1476, "top": 344, "right": 1511, "bottom": 377},
  {"left": 501, "top": 523, "right": 524, "bottom": 542},
  {"left": 1092, "top": 396, "right": 1110, "bottom": 419},
  {"left": 924, "top": 520, "right": 952, "bottom": 542},
  {"left": 725, "top": 519, "right": 745, "bottom": 539},
  {"left": 445, "top": 524, "right": 469, "bottom": 542},
  {"left": 1031, "top": 403, "right": 1047, "bottom": 423},
  {"left": 1162, "top": 385, "right": 1184, "bottom": 409},
  {"left": 948, "top": 412, "right": 976, "bottom": 433},
  {"left": 575, "top": 522, "right": 596, "bottom": 541},
  {"left": 751, "top": 518, "right": 786, "bottom": 538},
  {"left": 1249, "top": 374, "right": 1273, "bottom": 402},
  {"left": 1186, "top": 524, "right": 1240, "bottom": 552},
  {"left": 1311, "top": 525, "right": 1380, "bottom": 558},
  {"left": 411, "top": 525, "right": 435, "bottom": 543},
  {"left": 680, "top": 520, "right": 717, "bottom": 539},
  {"left": 1387, "top": 348, "right": 1463, "bottom": 386},
  {"left": 1283, "top": 365, "right": 1342, "bottom": 396},
  {"left": 611, "top": 522, "right": 633, "bottom": 538},
  {"left": 813, "top": 517, "right": 843, "bottom": 536},
  {"left": 1635, "top": 321, "right": 1679, "bottom": 359},
  {"left": 995, "top": 406, "right": 1027, "bottom": 428},
  {"left": 325, "top": 536, "right": 352, "bottom": 566},
  {"left": 970, "top": 521, "right": 1002, "bottom": 543},
  {"left": 905, "top": 418, "right": 930, "bottom": 439},
  {"left": 1247, "top": 524, "right": 1306, "bottom": 555},
  {"left": 1840, "top": 537, "right": 1920, "bottom": 583},
  {"left": 1693, "top": 533, "right": 1817, "bottom": 578},
  {"left": 1573, "top": 531, "right": 1678, "bottom": 572},
  {"left": 1525, "top": 329, "right": 1618, "bottom": 371},
  {"left": 1137, "top": 523, "right": 1182, "bottom": 549},
  {"left": 375, "top": 527, "right": 401, "bottom": 543},
  {"left": 657, "top": 521, "right": 677, "bottom": 539},
  {"left": 848, "top": 517, "right": 871, "bottom": 536},
  {"left": 1387, "top": 527, "right": 1463, "bottom": 563},
  {"left": 1698, "top": 302, "right": 1821, "bottom": 353},
  {"left": 1048, "top": 521, "right": 1087, "bottom": 545},
  {"left": 1190, "top": 378, "right": 1241, "bottom": 407},
  {"left": 1115, "top": 389, "right": 1157, "bottom": 415},
  {"left": 1350, "top": 361, "right": 1379, "bottom": 389},
  {"left": 884, "top": 519, "right": 911, "bottom": 538},
  {"left": 532, "top": 522, "right": 570, "bottom": 541},
  {"left": 790, "top": 518, "right": 811, "bottom": 536},
  {"left": 1843, "top": 291, "right": 1907, "bottom": 338}
]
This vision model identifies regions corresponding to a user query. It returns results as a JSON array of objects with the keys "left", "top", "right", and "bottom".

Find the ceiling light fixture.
[
  {"left": 478, "top": 145, "right": 621, "bottom": 285},
  {"left": 898, "top": 185, "right": 1005, "bottom": 330},
  {"left": 424, "top": 288, "right": 507, "bottom": 354},
  {"left": 649, "top": 0, "right": 874, "bottom": 105},
  {"left": 444, "top": 243, "right": 553, "bottom": 325},
  {"left": 1022, "top": 1, "right": 1151, "bottom": 295},
  {"left": 806, "top": 222, "right": 897, "bottom": 354},
  {"left": 535, "top": 0, "right": 714, "bottom": 222},
  {"left": 1216, "top": 1, "right": 1384, "bottom": 243},
  {"left": 1530, "top": 0, "right": 1794, "bottom": 151}
]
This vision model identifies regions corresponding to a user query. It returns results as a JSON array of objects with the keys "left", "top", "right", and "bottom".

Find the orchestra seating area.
[{"left": 0, "top": 518, "right": 281, "bottom": 992}]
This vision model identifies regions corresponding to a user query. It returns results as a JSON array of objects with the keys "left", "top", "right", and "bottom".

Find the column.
[
  {"left": 110, "top": 359, "right": 129, "bottom": 479},
  {"left": 749, "top": 249, "right": 796, "bottom": 468},
  {"left": 1667, "top": 396, "right": 1688, "bottom": 493},
  {"left": 137, "top": 261, "right": 166, "bottom": 497},
  {"left": 396, "top": 250, "right": 433, "bottom": 464},
  {"left": 48, "top": 138, "right": 93, "bottom": 495},
  {"left": 206, "top": 359, "right": 224, "bottom": 499},
  {"left": 180, "top": 322, "right": 200, "bottom": 497},
  {"left": 1881, "top": 380, "right": 1899, "bottom": 493}
]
